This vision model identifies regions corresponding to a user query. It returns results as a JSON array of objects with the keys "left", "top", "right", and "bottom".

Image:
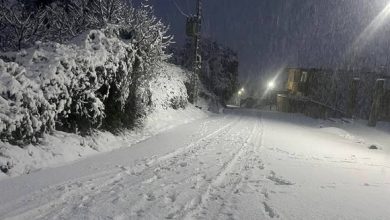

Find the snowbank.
[
  {"left": 319, "top": 118, "right": 390, "bottom": 153},
  {"left": 0, "top": 61, "right": 209, "bottom": 177}
]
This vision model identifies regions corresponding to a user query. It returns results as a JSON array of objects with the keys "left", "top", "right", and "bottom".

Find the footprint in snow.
[
  {"left": 165, "top": 213, "right": 175, "bottom": 219},
  {"left": 179, "top": 162, "right": 188, "bottom": 167},
  {"left": 112, "top": 197, "right": 121, "bottom": 205},
  {"left": 135, "top": 209, "right": 144, "bottom": 217},
  {"left": 165, "top": 193, "right": 177, "bottom": 203},
  {"left": 117, "top": 165, "right": 130, "bottom": 172},
  {"left": 267, "top": 171, "right": 294, "bottom": 186},
  {"left": 145, "top": 192, "right": 156, "bottom": 201},
  {"left": 263, "top": 202, "right": 279, "bottom": 218},
  {"left": 56, "top": 185, "right": 66, "bottom": 191},
  {"left": 261, "top": 189, "right": 269, "bottom": 199},
  {"left": 320, "top": 185, "right": 336, "bottom": 189}
]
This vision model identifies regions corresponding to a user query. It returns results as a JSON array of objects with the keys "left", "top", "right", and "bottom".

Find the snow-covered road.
[{"left": 0, "top": 109, "right": 390, "bottom": 220}]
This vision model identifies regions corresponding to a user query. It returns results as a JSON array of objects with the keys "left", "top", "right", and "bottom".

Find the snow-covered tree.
[
  {"left": 0, "top": 0, "right": 172, "bottom": 145},
  {"left": 0, "top": 1, "right": 47, "bottom": 51},
  {"left": 99, "top": 3, "right": 172, "bottom": 131},
  {"left": 171, "top": 38, "right": 239, "bottom": 105}
]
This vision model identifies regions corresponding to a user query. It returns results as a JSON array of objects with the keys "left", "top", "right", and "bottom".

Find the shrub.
[{"left": 0, "top": 0, "right": 172, "bottom": 145}]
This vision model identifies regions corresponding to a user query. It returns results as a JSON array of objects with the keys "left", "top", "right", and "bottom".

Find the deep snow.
[
  {"left": 0, "top": 61, "right": 209, "bottom": 178},
  {"left": 0, "top": 108, "right": 389, "bottom": 220}
]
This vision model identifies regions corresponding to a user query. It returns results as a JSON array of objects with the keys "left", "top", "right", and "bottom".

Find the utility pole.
[
  {"left": 186, "top": 0, "right": 202, "bottom": 105},
  {"left": 368, "top": 79, "right": 385, "bottom": 127}
]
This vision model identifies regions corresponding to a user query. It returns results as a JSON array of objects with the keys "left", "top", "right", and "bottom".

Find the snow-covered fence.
[
  {"left": 277, "top": 94, "right": 345, "bottom": 119},
  {"left": 278, "top": 68, "right": 390, "bottom": 122},
  {"left": 305, "top": 69, "right": 390, "bottom": 120}
]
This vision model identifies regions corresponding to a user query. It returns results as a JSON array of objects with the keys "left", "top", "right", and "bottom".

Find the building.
[
  {"left": 286, "top": 68, "right": 310, "bottom": 96},
  {"left": 277, "top": 68, "right": 343, "bottom": 119}
]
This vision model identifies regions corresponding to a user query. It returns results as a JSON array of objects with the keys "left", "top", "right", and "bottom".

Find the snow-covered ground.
[
  {"left": 0, "top": 106, "right": 208, "bottom": 179},
  {"left": 0, "top": 60, "right": 209, "bottom": 178},
  {"left": 0, "top": 108, "right": 389, "bottom": 220}
]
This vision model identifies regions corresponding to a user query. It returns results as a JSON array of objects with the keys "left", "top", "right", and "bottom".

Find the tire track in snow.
[
  {"left": 3, "top": 170, "right": 126, "bottom": 220},
  {"left": 91, "top": 114, "right": 249, "bottom": 219},
  {"left": 119, "top": 115, "right": 245, "bottom": 218},
  {"left": 216, "top": 113, "right": 267, "bottom": 219},
  {"left": 186, "top": 111, "right": 281, "bottom": 220},
  {"left": 143, "top": 115, "right": 241, "bottom": 168},
  {"left": 181, "top": 114, "right": 264, "bottom": 220},
  {"left": 2, "top": 115, "right": 242, "bottom": 220},
  {"left": 137, "top": 116, "right": 255, "bottom": 219},
  {"left": 230, "top": 112, "right": 283, "bottom": 219}
]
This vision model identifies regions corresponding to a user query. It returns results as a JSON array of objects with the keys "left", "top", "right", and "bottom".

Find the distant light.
[
  {"left": 238, "top": 88, "right": 245, "bottom": 95},
  {"left": 268, "top": 81, "right": 275, "bottom": 89}
]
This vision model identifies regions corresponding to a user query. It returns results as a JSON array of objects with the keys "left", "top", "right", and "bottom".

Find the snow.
[
  {"left": 0, "top": 106, "right": 207, "bottom": 178},
  {"left": 0, "top": 25, "right": 170, "bottom": 145},
  {"left": 148, "top": 62, "right": 189, "bottom": 111},
  {"left": 0, "top": 108, "right": 389, "bottom": 219},
  {"left": 0, "top": 61, "right": 209, "bottom": 177}
]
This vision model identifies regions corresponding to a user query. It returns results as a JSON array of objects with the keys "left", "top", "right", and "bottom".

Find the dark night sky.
[{"left": 144, "top": 0, "right": 390, "bottom": 81}]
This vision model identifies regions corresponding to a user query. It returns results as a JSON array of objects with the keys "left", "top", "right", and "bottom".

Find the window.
[{"left": 301, "top": 72, "right": 308, "bottom": 83}]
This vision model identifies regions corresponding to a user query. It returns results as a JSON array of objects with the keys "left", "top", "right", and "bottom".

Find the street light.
[
  {"left": 267, "top": 81, "right": 275, "bottom": 110},
  {"left": 237, "top": 88, "right": 245, "bottom": 106},
  {"left": 238, "top": 87, "right": 245, "bottom": 95},
  {"left": 267, "top": 81, "right": 275, "bottom": 89}
]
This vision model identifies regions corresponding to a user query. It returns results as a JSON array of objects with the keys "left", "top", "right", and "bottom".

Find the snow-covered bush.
[
  {"left": 98, "top": 4, "right": 172, "bottom": 131},
  {"left": 148, "top": 63, "right": 189, "bottom": 111},
  {"left": 0, "top": 59, "right": 55, "bottom": 145},
  {"left": 0, "top": 1, "right": 172, "bottom": 145}
]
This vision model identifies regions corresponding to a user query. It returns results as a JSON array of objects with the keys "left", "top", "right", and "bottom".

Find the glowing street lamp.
[
  {"left": 237, "top": 87, "right": 245, "bottom": 106},
  {"left": 238, "top": 87, "right": 245, "bottom": 95},
  {"left": 267, "top": 81, "right": 275, "bottom": 90},
  {"left": 267, "top": 81, "right": 275, "bottom": 110}
]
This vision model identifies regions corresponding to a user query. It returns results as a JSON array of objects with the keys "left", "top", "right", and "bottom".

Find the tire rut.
[
  {"left": 181, "top": 115, "right": 264, "bottom": 220},
  {"left": 4, "top": 115, "right": 242, "bottom": 220}
]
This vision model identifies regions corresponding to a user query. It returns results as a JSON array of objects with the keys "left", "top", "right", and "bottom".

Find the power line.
[{"left": 170, "top": 0, "right": 189, "bottom": 18}]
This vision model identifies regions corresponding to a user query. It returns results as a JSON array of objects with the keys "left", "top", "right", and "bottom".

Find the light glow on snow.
[{"left": 348, "top": 2, "right": 390, "bottom": 56}]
